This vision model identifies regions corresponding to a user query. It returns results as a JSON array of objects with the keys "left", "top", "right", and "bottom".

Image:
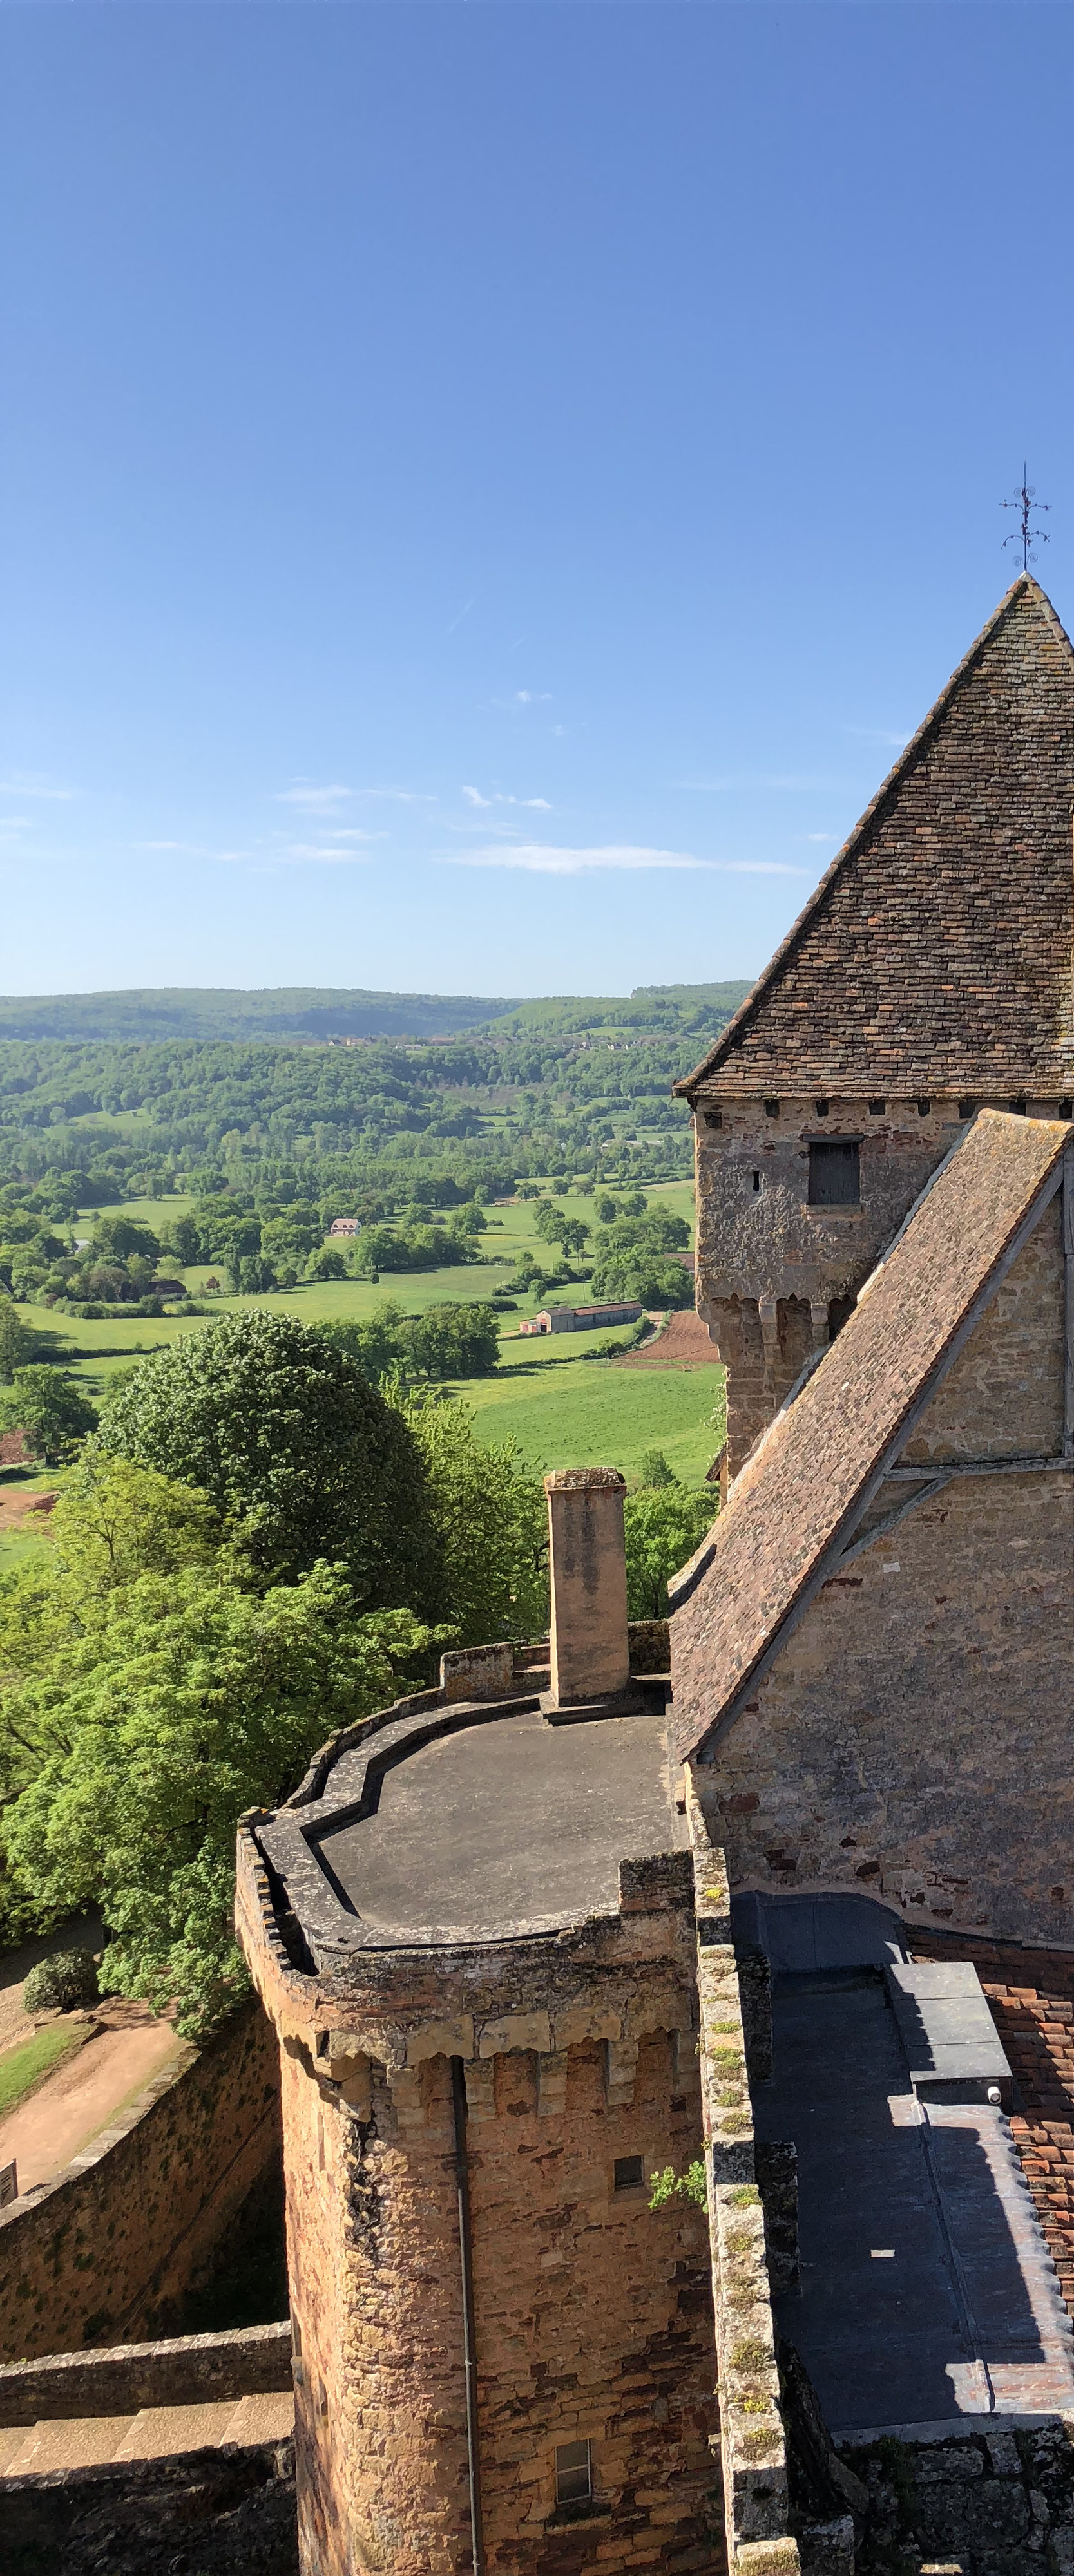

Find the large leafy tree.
[
  {"left": 588, "top": 1247, "right": 695, "bottom": 1310},
  {"left": 588, "top": 1205, "right": 694, "bottom": 1310},
  {"left": 0, "top": 1544, "right": 440, "bottom": 2036},
  {"left": 394, "top": 1388, "right": 548, "bottom": 1645},
  {"left": 0, "top": 1304, "right": 35, "bottom": 1384},
  {"left": 0, "top": 1365, "right": 99, "bottom": 1463},
  {"left": 88, "top": 1214, "right": 162, "bottom": 1265},
  {"left": 97, "top": 1310, "right": 437, "bottom": 1609}
]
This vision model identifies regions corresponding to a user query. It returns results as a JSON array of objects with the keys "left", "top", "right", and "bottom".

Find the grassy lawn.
[
  {"left": 0, "top": 2020, "right": 86, "bottom": 2116},
  {"left": 77, "top": 1192, "right": 195, "bottom": 1227},
  {"left": 451, "top": 1357, "right": 725, "bottom": 1484}
]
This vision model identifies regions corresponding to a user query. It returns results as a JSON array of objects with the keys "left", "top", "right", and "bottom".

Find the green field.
[
  {"left": 24, "top": 1179, "right": 698, "bottom": 1392},
  {"left": 3, "top": 1175, "right": 722, "bottom": 1546},
  {"left": 453, "top": 1356, "right": 724, "bottom": 1482}
]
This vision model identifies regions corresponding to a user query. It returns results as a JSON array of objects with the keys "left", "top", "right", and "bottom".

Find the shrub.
[{"left": 23, "top": 1949, "right": 99, "bottom": 2015}]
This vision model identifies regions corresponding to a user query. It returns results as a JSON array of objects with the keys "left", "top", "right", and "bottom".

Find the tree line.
[{"left": 0, "top": 998, "right": 736, "bottom": 1202}]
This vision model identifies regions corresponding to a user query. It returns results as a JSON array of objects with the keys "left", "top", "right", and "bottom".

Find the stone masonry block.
[
  {"left": 537, "top": 2052, "right": 569, "bottom": 2117},
  {"left": 405, "top": 2017, "right": 475, "bottom": 2066},
  {"left": 607, "top": 2038, "right": 639, "bottom": 2108},
  {"left": 386, "top": 2068, "right": 426, "bottom": 2134},
  {"left": 479, "top": 2011, "right": 551, "bottom": 2058},
  {"left": 553, "top": 2004, "right": 622, "bottom": 2050},
  {"left": 463, "top": 2060, "right": 496, "bottom": 2121}
]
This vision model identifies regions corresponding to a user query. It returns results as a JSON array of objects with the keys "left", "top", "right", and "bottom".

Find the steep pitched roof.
[
  {"left": 670, "top": 1110, "right": 1071, "bottom": 1763},
  {"left": 676, "top": 579, "right": 1074, "bottom": 1097}
]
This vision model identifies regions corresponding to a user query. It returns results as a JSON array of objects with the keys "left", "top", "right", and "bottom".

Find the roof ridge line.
[{"left": 675, "top": 576, "right": 1074, "bottom": 1099}]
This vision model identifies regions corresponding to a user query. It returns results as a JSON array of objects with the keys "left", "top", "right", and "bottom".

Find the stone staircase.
[{"left": 0, "top": 2385, "right": 294, "bottom": 2475}]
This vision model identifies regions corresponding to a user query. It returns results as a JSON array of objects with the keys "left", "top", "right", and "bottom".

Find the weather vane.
[{"left": 1002, "top": 464, "right": 1050, "bottom": 571}]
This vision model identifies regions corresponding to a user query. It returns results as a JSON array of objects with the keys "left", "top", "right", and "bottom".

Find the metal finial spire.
[{"left": 1002, "top": 463, "right": 1050, "bottom": 571}]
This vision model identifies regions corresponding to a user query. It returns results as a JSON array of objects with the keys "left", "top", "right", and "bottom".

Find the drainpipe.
[{"left": 451, "top": 2058, "right": 485, "bottom": 2575}]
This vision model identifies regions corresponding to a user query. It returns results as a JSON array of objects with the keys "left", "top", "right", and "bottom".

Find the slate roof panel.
[
  {"left": 670, "top": 1110, "right": 1070, "bottom": 1763},
  {"left": 676, "top": 580, "right": 1074, "bottom": 1097}
]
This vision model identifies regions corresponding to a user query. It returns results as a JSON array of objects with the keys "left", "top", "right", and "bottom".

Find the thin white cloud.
[
  {"left": 274, "top": 782, "right": 353, "bottom": 813},
  {"left": 314, "top": 828, "right": 384, "bottom": 844},
  {"left": 354, "top": 786, "right": 436, "bottom": 803},
  {"left": 805, "top": 831, "right": 836, "bottom": 842},
  {"left": 441, "top": 842, "right": 805, "bottom": 878},
  {"left": 0, "top": 772, "right": 74, "bottom": 800},
  {"left": 462, "top": 786, "right": 553, "bottom": 811},
  {"left": 211, "top": 828, "right": 387, "bottom": 866},
  {"left": 276, "top": 842, "right": 380, "bottom": 865},
  {"left": 446, "top": 597, "right": 475, "bottom": 635},
  {"left": 0, "top": 815, "right": 32, "bottom": 835},
  {"left": 845, "top": 725, "right": 913, "bottom": 748},
  {"left": 274, "top": 781, "right": 435, "bottom": 813}
]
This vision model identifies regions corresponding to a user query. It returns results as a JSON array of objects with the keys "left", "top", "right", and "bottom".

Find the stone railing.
[
  {"left": 0, "top": 2320, "right": 292, "bottom": 2425},
  {"left": 685, "top": 1774, "right": 801, "bottom": 2576}
]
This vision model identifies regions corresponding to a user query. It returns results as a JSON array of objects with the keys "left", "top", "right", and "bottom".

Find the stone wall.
[
  {"left": 695, "top": 1468, "right": 1074, "bottom": 1951},
  {"left": 899, "top": 1195, "right": 1064, "bottom": 1464},
  {"left": 0, "top": 2001, "right": 282, "bottom": 2362},
  {"left": 1, "top": 2439, "right": 297, "bottom": 2576},
  {"left": 691, "top": 1098, "right": 1067, "bottom": 1470},
  {"left": 693, "top": 1097, "right": 962, "bottom": 1469},
  {"left": 0, "top": 2321, "right": 292, "bottom": 2425},
  {"left": 284, "top": 1952, "right": 720, "bottom": 2574},
  {"left": 698, "top": 1295, "right": 819, "bottom": 1484},
  {"left": 239, "top": 1823, "right": 723, "bottom": 2575},
  {"left": 687, "top": 1780, "right": 801, "bottom": 2576},
  {"left": 843, "top": 2423, "right": 1074, "bottom": 2575}
]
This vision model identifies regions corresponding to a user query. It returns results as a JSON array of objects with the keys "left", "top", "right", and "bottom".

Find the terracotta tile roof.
[
  {"left": 676, "top": 580, "right": 1074, "bottom": 1098},
  {"left": 670, "top": 1111, "right": 1070, "bottom": 1762}
]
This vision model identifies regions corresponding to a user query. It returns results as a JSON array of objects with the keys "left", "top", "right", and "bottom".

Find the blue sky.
[{"left": 1, "top": 1, "right": 1071, "bottom": 1001}]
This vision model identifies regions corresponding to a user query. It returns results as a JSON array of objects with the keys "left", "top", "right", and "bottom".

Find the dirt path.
[
  {"left": 0, "top": 1485, "right": 57, "bottom": 1534},
  {"left": 0, "top": 2001, "right": 181, "bottom": 2192}
]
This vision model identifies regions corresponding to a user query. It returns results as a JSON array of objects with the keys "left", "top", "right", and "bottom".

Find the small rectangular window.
[
  {"left": 613, "top": 2154, "right": 644, "bottom": 2192},
  {"left": 814, "top": 1098, "right": 829, "bottom": 1117},
  {"left": 809, "top": 1141, "right": 860, "bottom": 1208},
  {"left": 752, "top": 1170, "right": 762, "bottom": 1193},
  {"left": 916, "top": 1097, "right": 931, "bottom": 1117},
  {"left": 764, "top": 1099, "right": 780, "bottom": 1119},
  {"left": 957, "top": 1100, "right": 976, "bottom": 1121},
  {"left": 868, "top": 1099, "right": 886, "bottom": 1117},
  {"left": 703, "top": 1110, "right": 722, "bottom": 1130},
  {"left": 555, "top": 2441, "right": 592, "bottom": 2506}
]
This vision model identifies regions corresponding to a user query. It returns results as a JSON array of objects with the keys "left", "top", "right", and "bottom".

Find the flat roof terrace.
[{"left": 257, "top": 1696, "right": 686, "bottom": 1955}]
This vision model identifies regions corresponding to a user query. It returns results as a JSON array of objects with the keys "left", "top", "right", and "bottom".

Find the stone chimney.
[{"left": 544, "top": 1467, "right": 630, "bottom": 1707}]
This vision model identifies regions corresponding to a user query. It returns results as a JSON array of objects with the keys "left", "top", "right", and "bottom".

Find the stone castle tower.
[
  {"left": 676, "top": 575, "right": 1074, "bottom": 1472},
  {"left": 235, "top": 1475, "right": 751, "bottom": 2576}
]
